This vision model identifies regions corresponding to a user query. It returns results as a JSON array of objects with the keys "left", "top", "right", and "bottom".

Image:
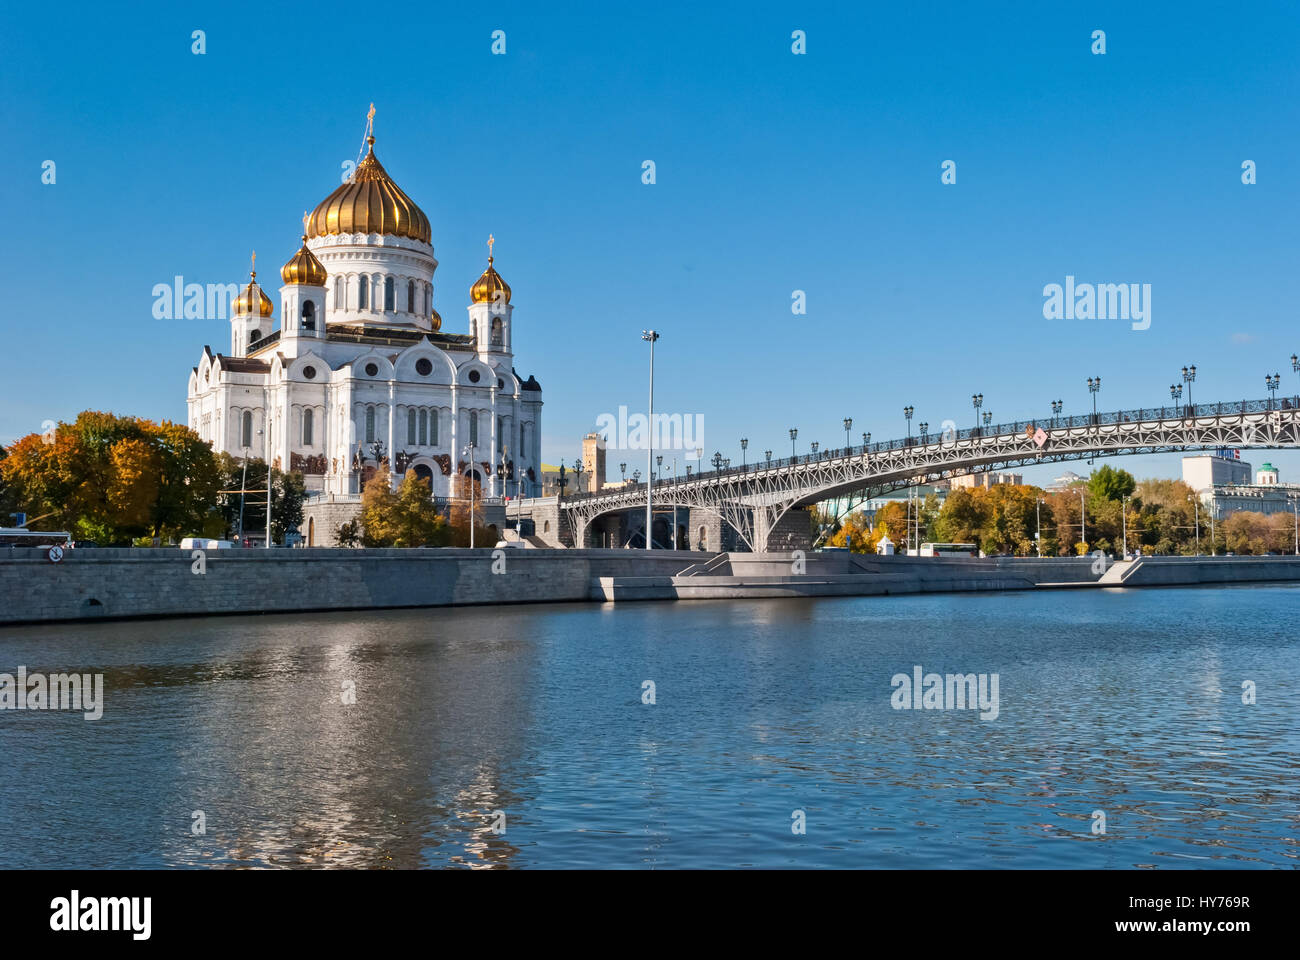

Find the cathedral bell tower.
[
  {"left": 467, "top": 235, "right": 513, "bottom": 359},
  {"left": 279, "top": 232, "right": 327, "bottom": 340},
  {"left": 230, "top": 253, "right": 274, "bottom": 358}
]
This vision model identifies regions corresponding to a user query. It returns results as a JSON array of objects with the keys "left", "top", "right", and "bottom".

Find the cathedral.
[{"left": 186, "top": 123, "right": 544, "bottom": 523}]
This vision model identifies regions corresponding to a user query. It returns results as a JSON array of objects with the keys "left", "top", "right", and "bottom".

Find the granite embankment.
[{"left": 2, "top": 547, "right": 1298, "bottom": 625}]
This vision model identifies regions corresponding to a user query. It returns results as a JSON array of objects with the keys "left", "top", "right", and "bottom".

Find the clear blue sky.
[{"left": 3, "top": 0, "right": 1298, "bottom": 485}]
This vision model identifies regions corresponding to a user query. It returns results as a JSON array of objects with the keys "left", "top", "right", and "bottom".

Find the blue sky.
[{"left": 3, "top": 0, "right": 1298, "bottom": 485}]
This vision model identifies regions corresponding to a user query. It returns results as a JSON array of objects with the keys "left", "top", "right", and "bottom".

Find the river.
[{"left": 0, "top": 585, "right": 1295, "bottom": 868}]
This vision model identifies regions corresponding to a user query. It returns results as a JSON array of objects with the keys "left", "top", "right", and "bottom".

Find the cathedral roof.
[
  {"left": 471, "top": 256, "right": 511, "bottom": 305},
  {"left": 304, "top": 136, "right": 431, "bottom": 244},
  {"left": 232, "top": 272, "right": 274, "bottom": 317},
  {"left": 281, "top": 236, "right": 328, "bottom": 286}
]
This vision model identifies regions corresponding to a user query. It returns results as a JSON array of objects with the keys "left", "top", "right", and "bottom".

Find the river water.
[{"left": 0, "top": 585, "right": 1295, "bottom": 868}]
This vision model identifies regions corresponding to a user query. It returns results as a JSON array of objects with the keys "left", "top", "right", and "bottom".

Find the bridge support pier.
[{"left": 687, "top": 507, "right": 724, "bottom": 553}]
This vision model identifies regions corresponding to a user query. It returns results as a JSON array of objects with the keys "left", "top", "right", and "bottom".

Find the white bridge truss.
[{"left": 559, "top": 398, "right": 1300, "bottom": 552}]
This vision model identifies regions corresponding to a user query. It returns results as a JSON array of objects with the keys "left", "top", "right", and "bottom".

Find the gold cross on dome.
[
  {"left": 302, "top": 210, "right": 310, "bottom": 232},
  {"left": 487, "top": 234, "right": 495, "bottom": 259},
  {"left": 250, "top": 250, "right": 256, "bottom": 277}
]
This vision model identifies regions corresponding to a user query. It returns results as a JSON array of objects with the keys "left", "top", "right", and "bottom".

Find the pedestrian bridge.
[{"left": 556, "top": 396, "right": 1300, "bottom": 552}]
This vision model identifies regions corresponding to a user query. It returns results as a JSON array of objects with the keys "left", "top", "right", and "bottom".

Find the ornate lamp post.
[
  {"left": 1170, "top": 383, "right": 1182, "bottom": 408},
  {"left": 982, "top": 411, "right": 992, "bottom": 431},
  {"left": 971, "top": 394, "right": 982, "bottom": 432},
  {"left": 1291, "top": 354, "right": 1300, "bottom": 396},
  {"left": 463, "top": 441, "right": 478, "bottom": 548},
  {"left": 1181, "top": 364, "right": 1196, "bottom": 413},
  {"left": 919, "top": 421, "right": 928, "bottom": 442},
  {"left": 764, "top": 449, "right": 772, "bottom": 463},
  {"left": 843, "top": 417, "right": 852, "bottom": 450},
  {"left": 740, "top": 437, "right": 748, "bottom": 469},
  {"left": 575, "top": 458, "right": 585, "bottom": 494},
  {"left": 1266, "top": 372, "right": 1280, "bottom": 409},
  {"left": 789, "top": 427, "right": 797, "bottom": 459},
  {"left": 811, "top": 441, "right": 819, "bottom": 457},
  {"left": 632, "top": 468, "right": 640, "bottom": 484},
  {"left": 904, "top": 406, "right": 914, "bottom": 442},
  {"left": 1187, "top": 493, "right": 1200, "bottom": 556},
  {"left": 655, "top": 454, "right": 663, "bottom": 482},
  {"left": 1051, "top": 399, "right": 1062, "bottom": 426},
  {"left": 711, "top": 451, "right": 724, "bottom": 471},
  {"left": 619, "top": 462, "right": 627, "bottom": 485},
  {"left": 1086, "top": 377, "right": 1101, "bottom": 422}
]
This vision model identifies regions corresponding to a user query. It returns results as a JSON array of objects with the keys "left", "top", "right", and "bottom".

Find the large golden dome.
[
  {"left": 281, "top": 236, "right": 328, "bottom": 286},
  {"left": 233, "top": 273, "right": 274, "bottom": 317},
  {"left": 430, "top": 306, "right": 442, "bottom": 331},
  {"left": 471, "top": 256, "right": 511, "bottom": 305},
  {"left": 304, "top": 136, "right": 431, "bottom": 243}
]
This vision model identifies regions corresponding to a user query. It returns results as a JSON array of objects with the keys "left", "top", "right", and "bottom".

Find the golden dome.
[
  {"left": 471, "top": 256, "right": 511, "bottom": 305},
  {"left": 233, "top": 272, "right": 274, "bottom": 317},
  {"left": 430, "top": 306, "right": 442, "bottom": 331},
  {"left": 281, "top": 236, "right": 328, "bottom": 286},
  {"left": 304, "top": 136, "right": 431, "bottom": 243}
]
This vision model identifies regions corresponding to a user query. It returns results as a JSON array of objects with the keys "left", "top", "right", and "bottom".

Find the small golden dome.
[
  {"left": 304, "top": 136, "right": 431, "bottom": 243},
  {"left": 233, "top": 272, "right": 274, "bottom": 317},
  {"left": 430, "top": 306, "right": 442, "bottom": 331},
  {"left": 281, "top": 236, "right": 328, "bottom": 286},
  {"left": 471, "top": 256, "right": 511, "bottom": 305}
]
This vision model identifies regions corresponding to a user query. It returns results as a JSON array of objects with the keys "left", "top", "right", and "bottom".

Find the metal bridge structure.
[{"left": 557, "top": 396, "right": 1300, "bottom": 552}]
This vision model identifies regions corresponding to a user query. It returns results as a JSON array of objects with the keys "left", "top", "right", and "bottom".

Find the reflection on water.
[{"left": 0, "top": 585, "right": 1296, "bottom": 868}]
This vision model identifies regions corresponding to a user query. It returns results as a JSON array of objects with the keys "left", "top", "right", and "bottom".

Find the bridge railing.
[{"left": 561, "top": 395, "right": 1298, "bottom": 503}]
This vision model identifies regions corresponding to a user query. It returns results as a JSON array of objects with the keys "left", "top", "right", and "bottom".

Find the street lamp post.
[
  {"left": 1188, "top": 493, "right": 1200, "bottom": 556},
  {"left": 641, "top": 330, "right": 660, "bottom": 549},
  {"left": 462, "top": 441, "right": 476, "bottom": 548},
  {"left": 1086, "top": 377, "right": 1101, "bottom": 465},
  {"left": 982, "top": 411, "right": 992, "bottom": 432},
  {"left": 1181, "top": 364, "right": 1196, "bottom": 414},
  {"left": 971, "top": 394, "right": 982, "bottom": 433},
  {"left": 811, "top": 441, "right": 819, "bottom": 458},
  {"left": 262, "top": 422, "right": 272, "bottom": 549},
  {"left": 1169, "top": 383, "right": 1182, "bottom": 410},
  {"left": 712, "top": 451, "right": 724, "bottom": 471},
  {"left": 1036, "top": 497, "right": 1044, "bottom": 557},
  {"left": 789, "top": 427, "right": 797, "bottom": 460},
  {"left": 904, "top": 406, "right": 914, "bottom": 442},
  {"left": 740, "top": 437, "right": 748, "bottom": 469},
  {"left": 620, "top": 462, "right": 626, "bottom": 485},
  {"left": 1266, "top": 373, "right": 1280, "bottom": 409},
  {"left": 919, "top": 422, "right": 928, "bottom": 442},
  {"left": 1121, "top": 495, "right": 1130, "bottom": 560},
  {"left": 1079, "top": 489, "right": 1087, "bottom": 550},
  {"left": 843, "top": 417, "right": 852, "bottom": 451},
  {"left": 1051, "top": 399, "right": 1063, "bottom": 427},
  {"left": 655, "top": 454, "right": 662, "bottom": 482},
  {"left": 764, "top": 450, "right": 772, "bottom": 463},
  {"left": 1292, "top": 354, "right": 1300, "bottom": 399}
]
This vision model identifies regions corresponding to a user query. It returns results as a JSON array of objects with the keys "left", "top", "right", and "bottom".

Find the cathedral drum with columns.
[{"left": 186, "top": 123, "right": 544, "bottom": 527}]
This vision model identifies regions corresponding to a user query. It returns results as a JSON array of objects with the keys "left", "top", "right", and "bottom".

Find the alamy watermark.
[
  {"left": 153, "top": 277, "right": 241, "bottom": 321},
  {"left": 1043, "top": 276, "right": 1150, "bottom": 331},
  {"left": 1, "top": 667, "right": 104, "bottom": 720},
  {"left": 890, "top": 665, "right": 999, "bottom": 720},
  {"left": 595, "top": 405, "right": 705, "bottom": 451}
]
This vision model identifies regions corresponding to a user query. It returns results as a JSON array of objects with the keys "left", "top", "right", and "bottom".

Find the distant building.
[
  {"left": 1202, "top": 461, "right": 1300, "bottom": 519},
  {"left": 951, "top": 471, "right": 1024, "bottom": 490},
  {"left": 1046, "top": 470, "right": 1087, "bottom": 491},
  {"left": 1182, "top": 452, "right": 1252, "bottom": 492},
  {"left": 581, "top": 432, "right": 606, "bottom": 494}
]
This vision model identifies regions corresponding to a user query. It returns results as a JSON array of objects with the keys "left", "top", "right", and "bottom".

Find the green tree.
[{"left": 1088, "top": 464, "right": 1136, "bottom": 502}]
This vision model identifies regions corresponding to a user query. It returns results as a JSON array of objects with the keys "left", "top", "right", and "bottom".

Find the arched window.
[
  {"left": 491, "top": 317, "right": 503, "bottom": 345},
  {"left": 303, "top": 409, "right": 314, "bottom": 446},
  {"left": 407, "top": 279, "right": 415, "bottom": 313},
  {"left": 249, "top": 329, "right": 260, "bottom": 345},
  {"left": 418, "top": 410, "right": 428, "bottom": 445},
  {"left": 365, "top": 405, "right": 376, "bottom": 443},
  {"left": 497, "top": 417, "right": 504, "bottom": 454},
  {"left": 241, "top": 411, "right": 253, "bottom": 448},
  {"left": 468, "top": 412, "right": 478, "bottom": 447},
  {"left": 384, "top": 276, "right": 395, "bottom": 311},
  {"left": 423, "top": 285, "right": 429, "bottom": 317},
  {"left": 358, "top": 275, "right": 368, "bottom": 310},
  {"left": 334, "top": 276, "right": 343, "bottom": 310},
  {"left": 429, "top": 410, "right": 438, "bottom": 446},
  {"left": 302, "top": 300, "right": 315, "bottom": 330},
  {"left": 407, "top": 409, "right": 416, "bottom": 446}
]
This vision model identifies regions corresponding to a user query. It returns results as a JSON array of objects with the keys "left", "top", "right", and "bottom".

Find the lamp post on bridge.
[
  {"left": 904, "top": 406, "right": 914, "bottom": 443},
  {"left": 843, "top": 417, "right": 852, "bottom": 451},
  {"left": 1051, "top": 399, "right": 1062, "bottom": 427},
  {"left": 740, "top": 437, "right": 748, "bottom": 469},
  {"left": 982, "top": 411, "right": 992, "bottom": 432},
  {"left": 971, "top": 394, "right": 982, "bottom": 433},
  {"left": 641, "top": 329, "right": 660, "bottom": 550},
  {"left": 811, "top": 441, "right": 819, "bottom": 458},
  {"left": 1086, "top": 377, "right": 1101, "bottom": 465},
  {"left": 1292, "top": 354, "right": 1300, "bottom": 399},
  {"left": 1187, "top": 493, "right": 1200, "bottom": 556},
  {"left": 1169, "top": 383, "right": 1182, "bottom": 410},
  {"left": 789, "top": 427, "right": 797, "bottom": 460},
  {"left": 711, "top": 451, "right": 724, "bottom": 471},
  {"left": 919, "top": 422, "right": 928, "bottom": 442},
  {"left": 619, "top": 462, "right": 626, "bottom": 485},
  {"left": 764, "top": 450, "right": 772, "bottom": 464},
  {"left": 1181, "top": 364, "right": 1196, "bottom": 414},
  {"left": 1036, "top": 496, "right": 1044, "bottom": 557},
  {"left": 1266, "top": 373, "right": 1280, "bottom": 410}
]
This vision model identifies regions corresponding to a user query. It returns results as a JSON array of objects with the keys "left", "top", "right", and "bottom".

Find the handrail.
[{"left": 560, "top": 395, "right": 1298, "bottom": 504}]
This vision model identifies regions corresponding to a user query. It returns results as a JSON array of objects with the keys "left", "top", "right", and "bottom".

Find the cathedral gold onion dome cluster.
[
  {"left": 304, "top": 135, "right": 432, "bottom": 243},
  {"left": 233, "top": 272, "right": 274, "bottom": 316},
  {"left": 280, "top": 236, "right": 328, "bottom": 286}
]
